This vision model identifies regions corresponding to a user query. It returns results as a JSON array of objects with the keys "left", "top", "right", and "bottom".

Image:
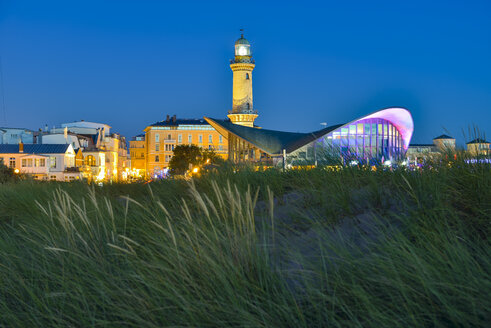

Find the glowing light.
[
  {"left": 14, "top": 169, "right": 19, "bottom": 174},
  {"left": 238, "top": 46, "right": 247, "bottom": 56},
  {"left": 350, "top": 160, "right": 359, "bottom": 166},
  {"left": 192, "top": 167, "right": 199, "bottom": 173},
  {"left": 384, "top": 160, "right": 392, "bottom": 166}
]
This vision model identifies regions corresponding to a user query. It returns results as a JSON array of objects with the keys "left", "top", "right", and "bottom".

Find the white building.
[
  {"left": 0, "top": 127, "right": 35, "bottom": 144},
  {"left": 0, "top": 143, "right": 80, "bottom": 181}
]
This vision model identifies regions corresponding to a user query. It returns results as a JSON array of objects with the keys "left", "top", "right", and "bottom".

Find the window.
[
  {"left": 208, "top": 145, "right": 212, "bottom": 150},
  {"left": 155, "top": 155, "right": 159, "bottom": 162},
  {"left": 85, "top": 155, "right": 96, "bottom": 166},
  {"left": 246, "top": 103, "right": 250, "bottom": 110},
  {"left": 27, "top": 159, "right": 33, "bottom": 167},
  {"left": 208, "top": 135, "right": 212, "bottom": 143},
  {"left": 219, "top": 135, "right": 223, "bottom": 143},
  {"left": 22, "top": 159, "right": 27, "bottom": 167},
  {"left": 9, "top": 158, "right": 15, "bottom": 168},
  {"left": 188, "top": 135, "right": 192, "bottom": 143},
  {"left": 155, "top": 134, "right": 160, "bottom": 142},
  {"left": 155, "top": 144, "right": 160, "bottom": 151},
  {"left": 178, "top": 134, "right": 182, "bottom": 143},
  {"left": 167, "top": 134, "right": 171, "bottom": 140},
  {"left": 246, "top": 73, "right": 249, "bottom": 80},
  {"left": 165, "top": 155, "right": 172, "bottom": 162},
  {"left": 40, "top": 159, "right": 46, "bottom": 167},
  {"left": 50, "top": 175, "right": 56, "bottom": 181},
  {"left": 198, "top": 135, "right": 203, "bottom": 143},
  {"left": 50, "top": 157, "right": 57, "bottom": 168},
  {"left": 219, "top": 145, "right": 223, "bottom": 151}
]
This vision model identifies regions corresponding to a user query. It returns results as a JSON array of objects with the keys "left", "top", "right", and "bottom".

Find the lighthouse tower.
[{"left": 227, "top": 33, "right": 258, "bottom": 127}]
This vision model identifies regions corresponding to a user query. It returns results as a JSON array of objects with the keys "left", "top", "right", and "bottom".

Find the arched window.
[
  {"left": 85, "top": 155, "right": 96, "bottom": 166},
  {"left": 155, "top": 155, "right": 160, "bottom": 162},
  {"left": 246, "top": 73, "right": 250, "bottom": 80}
]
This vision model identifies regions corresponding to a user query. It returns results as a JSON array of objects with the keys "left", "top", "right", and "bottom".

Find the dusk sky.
[{"left": 1, "top": 0, "right": 490, "bottom": 144}]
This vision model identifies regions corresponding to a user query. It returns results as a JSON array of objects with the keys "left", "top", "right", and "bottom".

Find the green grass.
[{"left": 0, "top": 161, "right": 490, "bottom": 327}]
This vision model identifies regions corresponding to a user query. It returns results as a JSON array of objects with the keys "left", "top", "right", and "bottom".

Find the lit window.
[
  {"left": 155, "top": 155, "right": 159, "bottom": 162},
  {"left": 199, "top": 135, "right": 203, "bottom": 143},
  {"left": 155, "top": 134, "right": 159, "bottom": 142},
  {"left": 178, "top": 134, "right": 182, "bottom": 143},
  {"left": 349, "top": 125, "right": 356, "bottom": 135},
  {"left": 219, "top": 145, "right": 223, "bottom": 151},
  {"left": 219, "top": 135, "right": 223, "bottom": 143},
  {"left": 40, "top": 159, "right": 46, "bottom": 167},
  {"left": 9, "top": 158, "right": 15, "bottom": 168},
  {"left": 156, "top": 144, "right": 160, "bottom": 151},
  {"left": 208, "top": 135, "right": 212, "bottom": 143},
  {"left": 188, "top": 135, "right": 192, "bottom": 143},
  {"left": 22, "top": 159, "right": 27, "bottom": 167},
  {"left": 85, "top": 155, "right": 96, "bottom": 166},
  {"left": 27, "top": 159, "right": 33, "bottom": 167},
  {"left": 357, "top": 124, "right": 364, "bottom": 134}
]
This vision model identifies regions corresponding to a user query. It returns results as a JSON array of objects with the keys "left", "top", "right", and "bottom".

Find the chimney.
[
  {"left": 19, "top": 142, "right": 24, "bottom": 153},
  {"left": 166, "top": 114, "right": 170, "bottom": 122},
  {"left": 172, "top": 115, "right": 176, "bottom": 123}
]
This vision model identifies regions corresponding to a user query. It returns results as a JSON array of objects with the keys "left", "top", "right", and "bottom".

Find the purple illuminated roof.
[{"left": 345, "top": 107, "right": 414, "bottom": 150}]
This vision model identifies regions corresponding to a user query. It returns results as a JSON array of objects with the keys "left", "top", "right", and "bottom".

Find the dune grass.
[{"left": 0, "top": 160, "right": 489, "bottom": 327}]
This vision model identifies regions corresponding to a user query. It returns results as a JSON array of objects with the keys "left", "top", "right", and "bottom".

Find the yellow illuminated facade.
[
  {"left": 129, "top": 134, "right": 146, "bottom": 178},
  {"left": 227, "top": 34, "right": 258, "bottom": 127},
  {"left": 140, "top": 116, "right": 228, "bottom": 177}
]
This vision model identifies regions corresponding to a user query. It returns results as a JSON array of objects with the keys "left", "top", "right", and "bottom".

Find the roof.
[
  {"left": 0, "top": 127, "right": 34, "bottom": 132},
  {"left": 235, "top": 35, "right": 250, "bottom": 46},
  {"left": 0, "top": 144, "right": 70, "bottom": 154},
  {"left": 466, "top": 138, "right": 490, "bottom": 144},
  {"left": 150, "top": 118, "right": 209, "bottom": 127},
  {"left": 204, "top": 118, "right": 342, "bottom": 155},
  {"left": 433, "top": 134, "right": 454, "bottom": 140}
]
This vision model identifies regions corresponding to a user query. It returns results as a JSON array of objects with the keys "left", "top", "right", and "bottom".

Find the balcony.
[{"left": 164, "top": 139, "right": 176, "bottom": 143}]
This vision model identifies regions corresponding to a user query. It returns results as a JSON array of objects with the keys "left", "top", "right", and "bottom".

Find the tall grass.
[{"left": 0, "top": 159, "right": 489, "bottom": 327}]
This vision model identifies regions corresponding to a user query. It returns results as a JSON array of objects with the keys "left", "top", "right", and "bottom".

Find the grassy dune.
[{"left": 0, "top": 163, "right": 490, "bottom": 327}]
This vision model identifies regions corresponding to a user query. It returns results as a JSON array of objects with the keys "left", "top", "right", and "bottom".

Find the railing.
[{"left": 230, "top": 58, "right": 255, "bottom": 64}]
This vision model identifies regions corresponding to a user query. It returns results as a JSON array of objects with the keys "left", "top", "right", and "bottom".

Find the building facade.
[
  {"left": 0, "top": 143, "right": 80, "bottom": 181},
  {"left": 0, "top": 127, "right": 35, "bottom": 144},
  {"left": 406, "top": 134, "right": 456, "bottom": 163},
  {"left": 41, "top": 121, "right": 129, "bottom": 181},
  {"left": 142, "top": 116, "right": 228, "bottom": 177},
  {"left": 129, "top": 134, "right": 145, "bottom": 178},
  {"left": 466, "top": 138, "right": 490, "bottom": 156},
  {"left": 206, "top": 107, "right": 414, "bottom": 166}
]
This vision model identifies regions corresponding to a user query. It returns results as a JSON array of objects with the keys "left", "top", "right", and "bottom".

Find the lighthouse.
[{"left": 227, "top": 33, "right": 258, "bottom": 127}]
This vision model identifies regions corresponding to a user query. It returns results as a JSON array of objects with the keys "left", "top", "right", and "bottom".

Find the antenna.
[
  {"left": 0, "top": 56, "right": 6, "bottom": 124},
  {"left": 240, "top": 28, "right": 244, "bottom": 37}
]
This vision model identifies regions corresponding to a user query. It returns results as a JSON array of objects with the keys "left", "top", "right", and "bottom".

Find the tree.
[
  {"left": 169, "top": 145, "right": 224, "bottom": 175},
  {"left": 0, "top": 163, "right": 19, "bottom": 183}
]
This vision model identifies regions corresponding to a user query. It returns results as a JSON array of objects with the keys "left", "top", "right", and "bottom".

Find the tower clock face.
[{"left": 238, "top": 46, "right": 248, "bottom": 56}]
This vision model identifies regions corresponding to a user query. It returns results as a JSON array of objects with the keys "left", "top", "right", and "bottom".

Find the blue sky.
[{"left": 1, "top": 0, "right": 490, "bottom": 144}]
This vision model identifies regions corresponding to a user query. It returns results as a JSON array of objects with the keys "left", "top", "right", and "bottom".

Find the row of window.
[
  {"left": 21, "top": 158, "right": 47, "bottom": 168},
  {"left": 153, "top": 145, "right": 224, "bottom": 163},
  {"left": 151, "top": 125, "right": 215, "bottom": 131},
  {"left": 1, "top": 157, "right": 56, "bottom": 168},
  {"left": 155, "top": 134, "right": 223, "bottom": 144}
]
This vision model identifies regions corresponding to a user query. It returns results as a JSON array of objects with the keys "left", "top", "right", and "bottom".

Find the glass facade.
[{"left": 291, "top": 118, "right": 405, "bottom": 164}]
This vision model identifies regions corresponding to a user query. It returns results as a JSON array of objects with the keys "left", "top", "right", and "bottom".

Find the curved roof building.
[{"left": 205, "top": 107, "right": 414, "bottom": 166}]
